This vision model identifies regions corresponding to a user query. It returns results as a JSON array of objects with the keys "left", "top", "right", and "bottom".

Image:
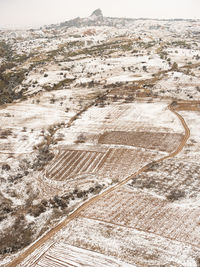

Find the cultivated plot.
[
  {"left": 98, "top": 131, "right": 183, "bottom": 153},
  {"left": 21, "top": 242, "right": 133, "bottom": 267},
  {"left": 81, "top": 186, "right": 200, "bottom": 247},
  {"left": 45, "top": 146, "right": 160, "bottom": 183},
  {"left": 46, "top": 149, "right": 105, "bottom": 181}
]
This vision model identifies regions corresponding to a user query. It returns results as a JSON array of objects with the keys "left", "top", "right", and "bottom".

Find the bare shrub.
[
  {"left": 0, "top": 129, "right": 12, "bottom": 139},
  {"left": 166, "top": 190, "right": 185, "bottom": 201},
  {"left": 2, "top": 163, "right": 11, "bottom": 171},
  {"left": 75, "top": 133, "right": 86, "bottom": 143}
]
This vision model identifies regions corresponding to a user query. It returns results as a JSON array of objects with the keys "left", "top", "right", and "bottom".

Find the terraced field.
[{"left": 46, "top": 149, "right": 106, "bottom": 181}]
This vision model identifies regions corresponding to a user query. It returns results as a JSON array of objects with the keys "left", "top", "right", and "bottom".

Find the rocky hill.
[
  {"left": 53, "top": 9, "right": 140, "bottom": 29},
  {"left": 51, "top": 9, "right": 198, "bottom": 30}
]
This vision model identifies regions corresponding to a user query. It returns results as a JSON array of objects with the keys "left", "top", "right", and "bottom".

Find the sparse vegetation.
[
  {"left": 166, "top": 189, "right": 185, "bottom": 201},
  {"left": 0, "top": 215, "right": 34, "bottom": 255}
]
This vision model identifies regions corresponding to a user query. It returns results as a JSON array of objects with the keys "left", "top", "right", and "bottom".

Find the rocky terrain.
[{"left": 0, "top": 9, "right": 200, "bottom": 267}]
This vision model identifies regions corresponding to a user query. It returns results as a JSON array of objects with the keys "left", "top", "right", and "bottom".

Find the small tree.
[
  {"left": 171, "top": 62, "right": 178, "bottom": 71},
  {"left": 142, "top": 66, "right": 147, "bottom": 72},
  {"left": 2, "top": 164, "right": 11, "bottom": 171},
  {"left": 75, "top": 133, "right": 86, "bottom": 143}
]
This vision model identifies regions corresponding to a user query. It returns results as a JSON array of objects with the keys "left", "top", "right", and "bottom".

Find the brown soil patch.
[
  {"left": 174, "top": 102, "right": 200, "bottom": 111},
  {"left": 98, "top": 131, "right": 183, "bottom": 153}
]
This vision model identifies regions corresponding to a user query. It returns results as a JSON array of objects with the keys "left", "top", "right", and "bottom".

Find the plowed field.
[
  {"left": 46, "top": 149, "right": 106, "bottom": 180},
  {"left": 98, "top": 131, "right": 183, "bottom": 152}
]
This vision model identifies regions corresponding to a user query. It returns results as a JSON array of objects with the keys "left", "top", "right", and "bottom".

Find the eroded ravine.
[{"left": 7, "top": 102, "right": 190, "bottom": 267}]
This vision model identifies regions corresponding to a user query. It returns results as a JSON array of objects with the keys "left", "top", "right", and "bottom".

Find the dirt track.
[{"left": 7, "top": 102, "right": 191, "bottom": 267}]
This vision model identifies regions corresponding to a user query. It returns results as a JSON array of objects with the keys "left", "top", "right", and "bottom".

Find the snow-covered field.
[
  {"left": 55, "top": 101, "right": 183, "bottom": 147},
  {"left": 154, "top": 71, "right": 200, "bottom": 100},
  {"left": 20, "top": 215, "right": 200, "bottom": 267}
]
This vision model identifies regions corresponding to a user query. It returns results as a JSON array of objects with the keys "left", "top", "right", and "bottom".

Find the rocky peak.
[{"left": 90, "top": 9, "right": 103, "bottom": 18}]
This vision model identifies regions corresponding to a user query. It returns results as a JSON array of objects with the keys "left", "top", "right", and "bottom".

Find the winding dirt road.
[{"left": 7, "top": 102, "right": 190, "bottom": 267}]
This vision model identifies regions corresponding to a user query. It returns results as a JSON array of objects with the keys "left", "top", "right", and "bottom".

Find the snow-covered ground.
[
  {"left": 25, "top": 216, "right": 200, "bottom": 267},
  {"left": 1, "top": 16, "right": 200, "bottom": 266},
  {"left": 154, "top": 71, "right": 200, "bottom": 100},
  {"left": 55, "top": 101, "right": 183, "bottom": 146}
]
